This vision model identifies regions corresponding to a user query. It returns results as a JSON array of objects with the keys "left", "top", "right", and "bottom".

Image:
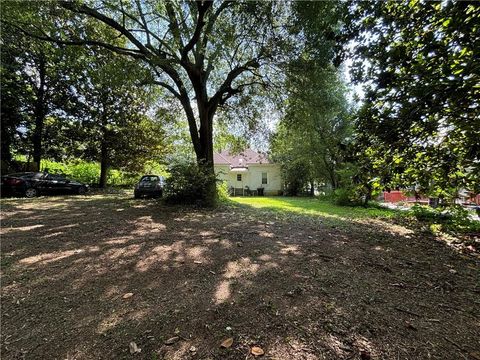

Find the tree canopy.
[{"left": 349, "top": 1, "right": 480, "bottom": 199}]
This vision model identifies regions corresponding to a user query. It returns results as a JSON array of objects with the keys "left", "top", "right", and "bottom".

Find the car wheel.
[
  {"left": 25, "top": 188, "right": 38, "bottom": 198},
  {"left": 77, "top": 186, "right": 87, "bottom": 195}
]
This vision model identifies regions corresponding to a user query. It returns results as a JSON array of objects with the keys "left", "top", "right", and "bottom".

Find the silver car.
[{"left": 134, "top": 175, "right": 164, "bottom": 199}]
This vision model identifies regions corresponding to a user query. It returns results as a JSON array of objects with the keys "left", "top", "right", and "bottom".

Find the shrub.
[
  {"left": 411, "top": 204, "right": 442, "bottom": 222},
  {"left": 217, "top": 180, "right": 230, "bottom": 203},
  {"left": 69, "top": 161, "right": 101, "bottom": 185},
  {"left": 332, "top": 187, "right": 365, "bottom": 206},
  {"left": 41, "top": 159, "right": 100, "bottom": 185},
  {"left": 40, "top": 158, "right": 161, "bottom": 187},
  {"left": 163, "top": 162, "right": 216, "bottom": 205},
  {"left": 411, "top": 204, "right": 480, "bottom": 233}
]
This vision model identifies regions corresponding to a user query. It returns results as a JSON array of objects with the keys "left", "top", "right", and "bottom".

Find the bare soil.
[{"left": 1, "top": 194, "right": 479, "bottom": 360}]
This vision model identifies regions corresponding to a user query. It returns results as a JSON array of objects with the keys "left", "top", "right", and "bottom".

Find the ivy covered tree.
[{"left": 349, "top": 1, "right": 480, "bottom": 200}]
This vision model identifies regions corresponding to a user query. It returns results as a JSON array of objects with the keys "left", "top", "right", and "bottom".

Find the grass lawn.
[
  {"left": 1, "top": 193, "right": 479, "bottom": 359},
  {"left": 230, "top": 196, "right": 397, "bottom": 221}
]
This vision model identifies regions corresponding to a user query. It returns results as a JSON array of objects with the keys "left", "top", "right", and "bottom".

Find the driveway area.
[{"left": 1, "top": 194, "right": 479, "bottom": 359}]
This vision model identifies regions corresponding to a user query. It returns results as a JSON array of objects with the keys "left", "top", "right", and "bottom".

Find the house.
[{"left": 213, "top": 149, "right": 282, "bottom": 196}]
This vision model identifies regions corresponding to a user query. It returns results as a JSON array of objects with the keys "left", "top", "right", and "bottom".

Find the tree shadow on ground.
[{"left": 1, "top": 195, "right": 479, "bottom": 359}]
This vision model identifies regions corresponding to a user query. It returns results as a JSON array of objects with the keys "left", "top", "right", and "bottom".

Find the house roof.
[{"left": 213, "top": 149, "right": 271, "bottom": 167}]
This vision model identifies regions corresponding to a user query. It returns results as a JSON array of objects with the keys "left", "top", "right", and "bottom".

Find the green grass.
[{"left": 230, "top": 196, "right": 398, "bottom": 221}]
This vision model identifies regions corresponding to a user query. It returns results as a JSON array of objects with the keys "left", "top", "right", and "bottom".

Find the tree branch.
[
  {"left": 209, "top": 58, "right": 261, "bottom": 107},
  {"left": 59, "top": 1, "right": 152, "bottom": 57},
  {"left": 181, "top": 1, "right": 212, "bottom": 61},
  {"left": 11, "top": 23, "right": 146, "bottom": 60}
]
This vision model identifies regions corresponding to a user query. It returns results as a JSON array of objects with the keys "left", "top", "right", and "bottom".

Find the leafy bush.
[
  {"left": 163, "top": 162, "right": 217, "bottom": 205},
  {"left": 40, "top": 158, "right": 163, "bottom": 187},
  {"left": 331, "top": 187, "right": 371, "bottom": 207},
  {"left": 41, "top": 159, "right": 100, "bottom": 185},
  {"left": 411, "top": 204, "right": 480, "bottom": 233},
  {"left": 217, "top": 180, "right": 230, "bottom": 203},
  {"left": 69, "top": 162, "right": 101, "bottom": 185},
  {"left": 411, "top": 204, "right": 443, "bottom": 221}
]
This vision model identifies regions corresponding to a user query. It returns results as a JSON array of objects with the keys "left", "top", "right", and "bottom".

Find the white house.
[{"left": 213, "top": 149, "right": 282, "bottom": 196}]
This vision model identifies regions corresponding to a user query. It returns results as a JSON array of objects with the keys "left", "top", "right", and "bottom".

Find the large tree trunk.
[
  {"left": 32, "top": 54, "right": 46, "bottom": 171},
  {"left": 195, "top": 105, "right": 217, "bottom": 207}
]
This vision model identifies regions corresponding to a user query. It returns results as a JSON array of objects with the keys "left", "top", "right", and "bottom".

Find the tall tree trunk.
[
  {"left": 99, "top": 139, "right": 109, "bottom": 188},
  {"left": 196, "top": 104, "right": 217, "bottom": 207},
  {"left": 309, "top": 181, "right": 315, "bottom": 197},
  {"left": 32, "top": 54, "right": 46, "bottom": 171}
]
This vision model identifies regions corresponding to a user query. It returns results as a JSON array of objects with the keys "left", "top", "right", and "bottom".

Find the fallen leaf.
[
  {"left": 122, "top": 293, "right": 134, "bottom": 299},
  {"left": 251, "top": 346, "right": 264, "bottom": 356},
  {"left": 220, "top": 337, "right": 233, "bottom": 348},
  {"left": 189, "top": 346, "right": 197, "bottom": 353},
  {"left": 129, "top": 342, "right": 141, "bottom": 354},
  {"left": 165, "top": 336, "right": 180, "bottom": 345}
]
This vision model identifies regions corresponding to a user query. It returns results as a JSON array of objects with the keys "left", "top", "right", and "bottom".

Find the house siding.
[{"left": 214, "top": 164, "right": 282, "bottom": 195}]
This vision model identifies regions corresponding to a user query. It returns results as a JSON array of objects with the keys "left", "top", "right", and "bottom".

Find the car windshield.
[{"left": 140, "top": 176, "right": 159, "bottom": 182}]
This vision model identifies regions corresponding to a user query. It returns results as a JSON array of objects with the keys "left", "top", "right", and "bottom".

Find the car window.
[
  {"left": 47, "top": 174, "right": 66, "bottom": 181},
  {"left": 140, "top": 176, "right": 159, "bottom": 182},
  {"left": 8, "top": 172, "right": 33, "bottom": 178},
  {"left": 31, "top": 173, "right": 46, "bottom": 179}
]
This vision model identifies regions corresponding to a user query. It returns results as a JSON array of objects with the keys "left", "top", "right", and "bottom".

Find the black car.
[
  {"left": 0, "top": 172, "right": 89, "bottom": 198},
  {"left": 134, "top": 175, "right": 164, "bottom": 199}
]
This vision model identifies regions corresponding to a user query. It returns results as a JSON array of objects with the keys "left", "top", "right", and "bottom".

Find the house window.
[
  {"left": 237, "top": 174, "right": 242, "bottom": 181},
  {"left": 262, "top": 172, "right": 267, "bottom": 184}
]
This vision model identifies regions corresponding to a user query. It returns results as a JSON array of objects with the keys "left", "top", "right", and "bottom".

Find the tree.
[
  {"left": 6, "top": 0, "right": 296, "bottom": 205},
  {"left": 271, "top": 1, "right": 352, "bottom": 195},
  {"left": 0, "top": 24, "right": 29, "bottom": 166},
  {"left": 0, "top": 18, "right": 81, "bottom": 169},
  {"left": 74, "top": 49, "right": 166, "bottom": 187},
  {"left": 272, "top": 65, "right": 351, "bottom": 195},
  {"left": 349, "top": 1, "right": 480, "bottom": 200}
]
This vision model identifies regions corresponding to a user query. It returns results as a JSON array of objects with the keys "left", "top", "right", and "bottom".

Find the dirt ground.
[{"left": 1, "top": 194, "right": 479, "bottom": 360}]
